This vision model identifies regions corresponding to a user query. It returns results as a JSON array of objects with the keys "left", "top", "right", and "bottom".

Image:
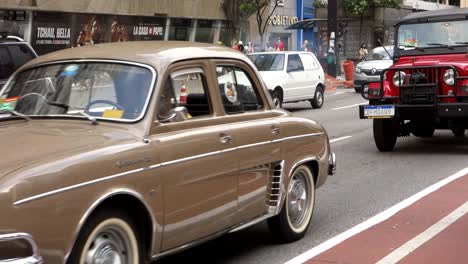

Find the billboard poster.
[{"left": 31, "top": 12, "right": 166, "bottom": 55}]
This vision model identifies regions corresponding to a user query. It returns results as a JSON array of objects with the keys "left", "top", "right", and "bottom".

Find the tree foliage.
[
  {"left": 344, "top": 0, "right": 402, "bottom": 16},
  {"left": 222, "top": 0, "right": 256, "bottom": 42}
]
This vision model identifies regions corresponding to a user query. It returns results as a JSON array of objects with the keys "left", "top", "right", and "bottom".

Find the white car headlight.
[
  {"left": 392, "top": 71, "right": 406, "bottom": 87},
  {"left": 355, "top": 67, "right": 361, "bottom": 74},
  {"left": 443, "top": 69, "right": 455, "bottom": 86}
]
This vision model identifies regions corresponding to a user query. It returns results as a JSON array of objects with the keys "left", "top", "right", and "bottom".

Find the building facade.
[{"left": 0, "top": 0, "right": 233, "bottom": 55}]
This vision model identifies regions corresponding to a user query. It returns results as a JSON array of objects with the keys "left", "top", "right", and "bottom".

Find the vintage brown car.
[{"left": 0, "top": 41, "right": 335, "bottom": 263}]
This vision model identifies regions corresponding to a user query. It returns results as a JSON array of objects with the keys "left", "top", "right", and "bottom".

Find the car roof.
[
  {"left": 24, "top": 41, "right": 250, "bottom": 72},
  {"left": 370, "top": 46, "right": 394, "bottom": 52},
  {"left": 396, "top": 7, "right": 468, "bottom": 25},
  {"left": 249, "top": 51, "right": 312, "bottom": 55}
]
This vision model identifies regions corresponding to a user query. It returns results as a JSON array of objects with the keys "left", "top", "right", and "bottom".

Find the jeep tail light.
[{"left": 368, "top": 82, "right": 382, "bottom": 98}]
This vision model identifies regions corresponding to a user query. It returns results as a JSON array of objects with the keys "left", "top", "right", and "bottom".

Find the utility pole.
[{"left": 327, "top": 0, "right": 338, "bottom": 77}]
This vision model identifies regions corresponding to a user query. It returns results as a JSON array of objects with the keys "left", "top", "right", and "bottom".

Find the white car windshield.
[
  {"left": 365, "top": 48, "right": 394, "bottom": 61},
  {"left": 0, "top": 62, "right": 154, "bottom": 121},
  {"left": 249, "top": 54, "right": 285, "bottom": 71},
  {"left": 398, "top": 20, "right": 468, "bottom": 49}
]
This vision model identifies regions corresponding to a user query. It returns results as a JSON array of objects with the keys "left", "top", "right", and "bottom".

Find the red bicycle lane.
[{"left": 297, "top": 169, "right": 468, "bottom": 264}]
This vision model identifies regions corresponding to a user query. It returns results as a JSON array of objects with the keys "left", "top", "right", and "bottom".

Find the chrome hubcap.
[
  {"left": 85, "top": 227, "right": 132, "bottom": 264},
  {"left": 316, "top": 92, "right": 323, "bottom": 106},
  {"left": 287, "top": 170, "right": 310, "bottom": 228},
  {"left": 273, "top": 97, "right": 281, "bottom": 108}
]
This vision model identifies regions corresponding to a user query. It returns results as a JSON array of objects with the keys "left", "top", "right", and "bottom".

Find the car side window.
[
  {"left": 287, "top": 54, "right": 304, "bottom": 72},
  {"left": 158, "top": 67, "right": 211, "bottom": 122},
  {"left": 8, "top": 44, "right": 35, "bottom": 69},
  {"left": 216, "top": 66, "right": 263, "bottom": 114},
  {"left": 0, "top": 46, "right": 14, "bottom": 79}
]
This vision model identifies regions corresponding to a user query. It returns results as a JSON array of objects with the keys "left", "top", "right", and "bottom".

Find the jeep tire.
[{"left": 373, "top": 119, "right": 398, "bottom": 152}]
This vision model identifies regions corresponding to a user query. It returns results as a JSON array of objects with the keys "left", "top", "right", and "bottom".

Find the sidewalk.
[{"left": 301, "top": 170, "right": 468, "bottom": 264}]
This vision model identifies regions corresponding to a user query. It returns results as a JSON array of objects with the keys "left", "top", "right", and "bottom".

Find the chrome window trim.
[
  {"left": 13, "top": 132, "right": 324, "bottom": 206},
  {"left": 63, "top": 188, "right": 158, "bottom": 264},
  {"left": 0, "top": 59, "right": 157, "bottom": 123},
  {"left": 0, "top": 232, "right": 42, "bottom": 263}
]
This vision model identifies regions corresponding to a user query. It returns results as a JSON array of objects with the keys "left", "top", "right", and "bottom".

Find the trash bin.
[{"left": 343, "top": 60, "right": 354, "bottom": 81}]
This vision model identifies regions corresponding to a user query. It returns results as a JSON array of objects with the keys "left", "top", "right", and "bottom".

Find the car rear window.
[
  {"left": 0, "top": 46, "right": 13, "bottom": 79},
  {"left": 8, "top": 44, "right": 36, "bottom": 68}
]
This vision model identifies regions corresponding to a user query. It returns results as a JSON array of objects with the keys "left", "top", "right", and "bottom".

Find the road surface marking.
[
  {"left": 284, "top": 167, "right": 468, "bottom": 264},
  {"left": 376, "top": 201, "right": 468, "bottom": 264},
  {"left": 328, "top": 91, "right": 345, "bottom": 95},
  {"left": 330, "top": 136, "right": 352, "bottom": 143},
  {"left": 332, "top": 102, "right": 367, "bottom": 111}
]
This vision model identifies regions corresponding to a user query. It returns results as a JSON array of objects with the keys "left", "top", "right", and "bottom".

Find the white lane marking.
[
  {"left": 330, "top": 136, "right": 352, "bottom": 143},
  {"left": 376, "top": 201, "right": 468, "bottom": 264},
  {"left": 284, "top": 167, "right": 468, "bottom": 264},
  {"left": 327, "top": 91, "right": 345, "bottom": 95},
  {"left": 332, "top": 102, "right": 367, "bottom": 111}
]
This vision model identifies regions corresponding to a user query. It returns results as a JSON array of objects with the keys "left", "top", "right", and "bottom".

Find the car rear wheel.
[
  {"left": 268, "top": 165, "right": 315, "bottom": 243},
  {"left": 310, "top": 86, "right": 324, "bottom": 109},
  {"left": 271, "top": 90, "right": 283, "bottom": 108},
  {"left": 374, "top": 119, "right": 398, "bottom": 152},
  {"left": 68, "top": 209, "right": 142, "bottom": 264}
]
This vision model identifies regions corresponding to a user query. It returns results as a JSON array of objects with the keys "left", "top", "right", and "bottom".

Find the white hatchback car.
[{"left": 249, "top": 51, "right": 325, "bottom": 108}]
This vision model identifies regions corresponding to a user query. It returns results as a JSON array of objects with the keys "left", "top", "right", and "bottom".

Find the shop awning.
[{"left": 285, "top": 18, "right": 328, "bottom": 30}]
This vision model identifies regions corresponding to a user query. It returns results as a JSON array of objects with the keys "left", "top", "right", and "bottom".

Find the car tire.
[
  {"left": 354, "top": 87, "right": 361, "bottom": 93},
  {"left": 268, "top": 165, "right": 315, "bottom": 243},
  {"left": 451, "top": 127, "right": 465, "bottom": 137},
  {"left": 67, "top": 209, "right": 142, "bottom": 264},
  {"left": 412, "top": 126, "right": 435, "bottom": 138},
  {"left": 310, "top": 86, "right": 324, "bottom": 109},
  {"left": 373, "top": 119, "right": 398, "bottom": 152},
  {"left": 271, "top": 90, "right": 283, "bottom": 109}
]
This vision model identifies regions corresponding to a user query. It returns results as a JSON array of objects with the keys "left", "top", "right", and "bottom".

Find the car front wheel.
[
  {"left": 268, "top": 165, "right": 315, "bottom": 243},
  {"left": 310, "top": 86, "right": 324, "bottom": 109},
  {"left": 373, "top": 119, "right": 398, "bottom": 152},
  {"left": 68, "top": 209, "right": 142, "bottom": 264},
  {"left": 271, "top": 90, "right": 283, "bottom": 108}
]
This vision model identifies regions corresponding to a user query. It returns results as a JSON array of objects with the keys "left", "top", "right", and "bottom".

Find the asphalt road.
[{"left": 157, "top": 89, "right": 468, "bottom": 264}]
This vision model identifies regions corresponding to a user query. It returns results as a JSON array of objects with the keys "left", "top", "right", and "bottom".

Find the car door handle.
[
  {"left": 219, "top": 134, "right": 233, "bottom": 144},
  {"left": 271, "top": 126, "right": 281, "bottom": 135}
]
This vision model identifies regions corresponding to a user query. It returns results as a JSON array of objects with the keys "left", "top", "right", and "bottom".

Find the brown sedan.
[{"left": 0, "top": 41, "right": 335, "bottom": 264}]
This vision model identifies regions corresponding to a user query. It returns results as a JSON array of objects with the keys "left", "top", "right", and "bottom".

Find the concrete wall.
[{"left": 0, "top": 0, "right": 226, "bottom": 19}]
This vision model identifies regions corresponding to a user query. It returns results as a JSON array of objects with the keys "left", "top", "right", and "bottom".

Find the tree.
[
  {"left": 241, "top": 0, "right": 281, "bottom": 49},
  {"left": 222, "top": 0, "right": 256, "bottom": 46},
  {"left": 344, "top": 0, "right": 402, "bottom": 44}
]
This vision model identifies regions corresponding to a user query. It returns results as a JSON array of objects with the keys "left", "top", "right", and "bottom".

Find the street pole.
[{"left": 327, "top": 0, "right": 338, "bottom": 77}]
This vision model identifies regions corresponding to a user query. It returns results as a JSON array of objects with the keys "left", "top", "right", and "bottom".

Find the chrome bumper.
[
  {"left": 0, "top": 233, "right": 42, "bottom": 264},
  {"left": 328, "top": 152, "right": 336, "bottom": 175}
]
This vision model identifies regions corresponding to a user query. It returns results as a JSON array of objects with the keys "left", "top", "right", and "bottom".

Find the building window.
[
  {"left": 219, "top": 21, "right": 233, "bottom": 46},
  {"left": 169, "top": 18, "right": 192, "bottom": 41},
  {"left": 195, "top": 20, "right": 214, "bottom": 43}
]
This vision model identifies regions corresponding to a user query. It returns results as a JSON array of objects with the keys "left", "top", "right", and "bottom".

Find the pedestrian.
[
  {"left": 358, "top": 43, "right": 368, "bottom": 61},
  {"left": 274, "top": 38, "right": 285, "bottom": 51},
  {"left": 302, "top": 40, "right": 310, "bottom": 51},
  {"left": 237, "top": 40, "right": 245, "bottom": 52},
  {"left": 247, "top": 41, "right": 254, "bottom": 54}
]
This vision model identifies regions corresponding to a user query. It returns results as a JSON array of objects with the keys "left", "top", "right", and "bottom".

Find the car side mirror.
[
  {"left": 361, "top": 84, "right": 369, "bottom": 100},
  {"left": 158, "top": 106, "right": 189, "bottom": 123}
]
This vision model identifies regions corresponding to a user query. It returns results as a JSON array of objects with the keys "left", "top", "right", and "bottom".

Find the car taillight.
[{"left": 368, "top": 82, "right": 382, "bottom": 98}]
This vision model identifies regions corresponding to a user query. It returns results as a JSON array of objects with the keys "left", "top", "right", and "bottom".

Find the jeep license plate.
[{"left": 363, "top": 105, "right": 395, "bottom": 119}]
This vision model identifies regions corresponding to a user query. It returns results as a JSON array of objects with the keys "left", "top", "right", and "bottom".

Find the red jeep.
[{"left": 359, "top": 8, "right": 468, "bottom": 151}]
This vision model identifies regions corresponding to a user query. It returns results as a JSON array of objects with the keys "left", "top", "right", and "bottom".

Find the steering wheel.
[{"left": 84, "top": 100, "right": 126, "bottom": 115}]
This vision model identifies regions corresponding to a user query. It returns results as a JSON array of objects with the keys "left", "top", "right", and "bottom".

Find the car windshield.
[
  {"left": 398, "top": 20, "right": 468, "bottom": 49},
  {"left": 0, "top": 62, "right": 154, "bottom": 121},
  {"left": 365, "top": 48, "right": 393, "bottom": 61},
  {"left": 249, "top": 54, "right": 285, "bottom": 71}
]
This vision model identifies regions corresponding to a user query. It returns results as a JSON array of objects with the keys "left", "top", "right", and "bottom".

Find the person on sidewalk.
[
  {"left": 358, "top": 43, "right": 368, "bottom": 61},
  {"left": 274, "top": 38, "right": 285, "bottom": 51}
]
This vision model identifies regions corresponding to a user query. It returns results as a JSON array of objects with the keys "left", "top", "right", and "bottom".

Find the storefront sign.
[
  {"left": 268, "top": 15, "right": 298, "bottom": 27},
  {"left": 31, "top": 11, "right": 166, "bottom": 55}
]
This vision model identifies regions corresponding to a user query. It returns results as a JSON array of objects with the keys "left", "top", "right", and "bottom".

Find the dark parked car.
[{"left": 0, "top": 35, "right": 38, "bottom": 88}]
